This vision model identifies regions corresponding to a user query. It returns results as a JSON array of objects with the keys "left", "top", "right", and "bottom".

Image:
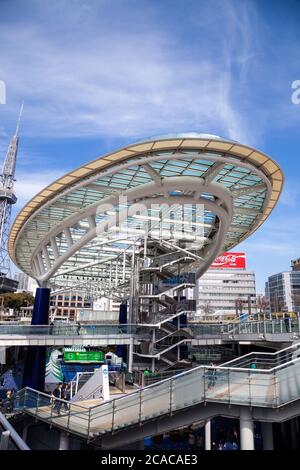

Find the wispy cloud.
[
  {"left": 1, "top": 0, "right": 299, "bottom": 291},
  {"left": 0, "top": 0, "right": 267, "bottom": 145},
  {"left": 277, "top": 180, "right": 300, "bottom": 208},
  {"left": 13, "top": 169, "right": 68, "bottom": 210}
]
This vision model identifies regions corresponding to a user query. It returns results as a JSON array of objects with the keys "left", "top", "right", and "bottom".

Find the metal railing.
[
  {"left": 13, "top": 342, "right": 300, "bottom": 440},
  {"left": 0, "top": 412, "right": 30, "bottom": 450},
  {"left": 69, "top": 372, "right": 94, "bottom": 399},
  {"left": 0, "top": 318, "right": 299, "bottom": 341},
  {"left": 0, "top": 323, "right": 146, "bottom": 336},
  {"left": 189, "top": 318, "right": 300, "bottom": 337},
  {"left": 221, "top": 342, "right": 300, "bottom": 369}
]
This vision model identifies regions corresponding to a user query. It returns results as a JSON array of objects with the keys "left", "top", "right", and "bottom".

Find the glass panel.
[
  {"left": 172, "top": 369, "right": 204, "bottom": 411},
  {"left": 66, "top": 402, "right": 90, "bottom": 436},
  {"left": 89, "top": 401, "right": 114, "bottom": 434},
  {"left": 142, "top": 381, "right": 170, "bottom": 420},
  {"left": 249, "top": 371, "right": 274, "bottom": 406},
  {"left": 113, "top": 392, "right": 140, "bottom": 430},
  {"left": 276, "top": 361, "right": 300, "bottom": 405},
  {"left": 205, "top": 368, "right": 230, "bottom": 403}
]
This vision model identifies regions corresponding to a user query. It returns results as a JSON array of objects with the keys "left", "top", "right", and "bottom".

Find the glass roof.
[
  {"left": 137, "top": 132, "right": 238, "bottom": 144},
  {"left": 10, "top": 135, "right": 283, "bottom": 296}
]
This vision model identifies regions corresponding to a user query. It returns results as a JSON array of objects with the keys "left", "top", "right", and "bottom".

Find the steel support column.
[
  {"left": 205, "top": 419, "right": 211, "bottom": 450},
  {"left": 22, "top": 287, "right": 50, "bottom": 391},
  {"left": 240, "top": 408, "right": 254, "bottom": 450}
]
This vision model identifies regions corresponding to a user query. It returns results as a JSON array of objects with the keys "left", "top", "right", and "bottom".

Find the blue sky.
[{"left": 0, "top": 0, "right": 300, "bottom": 292}]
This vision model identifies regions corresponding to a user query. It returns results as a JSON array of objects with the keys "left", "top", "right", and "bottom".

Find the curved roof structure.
[{"left": 9, "top": 133, "right": 284, "bottom": 297}]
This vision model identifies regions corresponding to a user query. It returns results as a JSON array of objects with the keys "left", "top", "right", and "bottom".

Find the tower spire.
[
  {"left": 15, "top": 101, "right": 24, "bottom": 137},
  {"left": 2, "top": 102, "right": 24, "bottom": 187},
  {"left": 0, "top": 106, "right": 23, "bottom": 283}
]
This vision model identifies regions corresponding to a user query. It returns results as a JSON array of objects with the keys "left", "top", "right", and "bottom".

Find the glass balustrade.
[
  {"left": 13, "top": 343, "right": 300, "bottom": 439},
  {"left": 0, "top": 324, "right": 141, "bottom": 336},
  {"left": 0, "top": 319, "right": 299, "bottom": 339}
]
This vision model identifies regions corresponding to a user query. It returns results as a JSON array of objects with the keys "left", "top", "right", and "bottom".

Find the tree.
[
  {"left": 199, "top": 300, "right": 212, "bottom": 316},
  {"left": 1, "top": 292, "right": 34, "bottom": 310},
  {"left": 256, "top": 295, "right": 269, "bottom": 313},
  {"left": 235, "top": 297, "right": 243, "bottom": 316}
]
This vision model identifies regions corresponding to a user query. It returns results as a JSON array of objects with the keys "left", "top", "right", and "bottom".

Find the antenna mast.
[{"left": 0, "top": 104, "right": 23, "bottom": 282}]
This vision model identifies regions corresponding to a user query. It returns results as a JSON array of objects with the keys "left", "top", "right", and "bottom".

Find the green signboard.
[{"left": 63, "top": 350, "right": 105, "bottom": 363}]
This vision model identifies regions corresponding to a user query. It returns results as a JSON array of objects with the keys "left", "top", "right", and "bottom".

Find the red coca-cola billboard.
[{"left": 211, "top": 252, "right": 246, "bottom": 269}]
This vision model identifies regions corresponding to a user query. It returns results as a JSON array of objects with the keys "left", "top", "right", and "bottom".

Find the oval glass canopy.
[{"left": 9, "top": 134, "right": 284, "bottom": 298}]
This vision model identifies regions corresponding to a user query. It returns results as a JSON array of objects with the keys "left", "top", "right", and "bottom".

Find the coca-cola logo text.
[{"left": 211, "top": 252, "right": 246, "bottom": 269}]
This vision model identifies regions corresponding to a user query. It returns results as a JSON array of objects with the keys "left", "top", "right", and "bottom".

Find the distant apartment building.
[
  {"left": 50, "top": 291, "right": 93, "bottom": 321},
  {"left": 14, "top": 272, "right": 38, "bottom": 295},
  {"left": 265, "top": 259, "right": 300, "bottom": 313}
]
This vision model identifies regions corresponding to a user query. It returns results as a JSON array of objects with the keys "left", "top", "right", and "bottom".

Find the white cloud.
[
  {"left": 13, "top": 169, "right": 67, "bottom": 210},
  {"left": 278, "top": 181, "right": 300, "bottom": 208},
  {"left": 0, "top": 0, "right": 265, "bottom": 145}
]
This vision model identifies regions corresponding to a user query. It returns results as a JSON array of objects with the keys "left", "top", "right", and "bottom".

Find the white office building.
[
  {"left": 194, "top": 262, "right": 257, "bottom": 318},
  {"left": 265, "top": 264, "right": 300, "bottom": 313},
  {"left": 182, "top": 253, "right": 257, "bottom": 318}
]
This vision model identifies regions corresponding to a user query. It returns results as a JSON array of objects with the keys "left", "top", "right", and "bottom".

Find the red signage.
[{"left": 211, "top": 252, "right": 246, "bottom": 269}]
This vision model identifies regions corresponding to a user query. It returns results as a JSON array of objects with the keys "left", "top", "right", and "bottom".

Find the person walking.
[
  {"left": 284, "top": 313, "right": 290, "bottom": 333},
  {"left": 61, "top": 383, "right": 67, "bottom": 411},
  {"left": 207, "top": 362, "right": 217, "bottom": 389},
  {"left": 61, "top": 383, "right": 70, "bottom": 411},
  {"left": 231, "top": 428, "right": 238, "bottom": 444},
  {"left": 77, "top": 322, "right": 81, "bottom": 336},
  {"left": 52, "top": 383, "right": 63, "bottom": 415},
  {"left": 5, "top": 389, "right": 14, "bottom": 414}
]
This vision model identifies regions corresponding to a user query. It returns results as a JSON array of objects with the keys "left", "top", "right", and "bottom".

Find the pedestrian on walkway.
[
  {"left": 284, "top": 314, "right": 290, "bottom": 333},
  {"left": 61, "top": 383, "right": 70, "bottom": 411},
  {"left": 207, "top": 362, "right": 217, "bottom": 389},
  {"left": 5, "top": 389, "right": 14, "bottom": 414},
  {"left": 52, "top": 383, "right": 63, "bottom": 415},
  {"left": 77, "top": 322, "right": 81, "bottom": 335},
  {"left": 231, "top": 428, "right": 238, "bottom": 443}
]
